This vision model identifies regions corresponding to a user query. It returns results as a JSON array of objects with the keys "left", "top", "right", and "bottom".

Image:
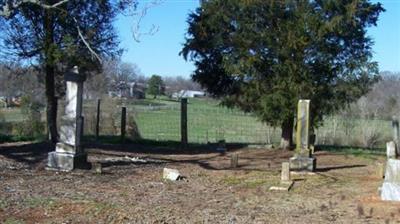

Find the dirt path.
[{"left": 0, "top": 142, "right": 399, "bottom": 223}]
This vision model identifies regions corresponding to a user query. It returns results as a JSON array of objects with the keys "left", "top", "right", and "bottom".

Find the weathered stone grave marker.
[
  {"left": 269, "top": 162, "right": 293, "bottom": 191},
  {"left": 281, "top": 162, "right": 291, "bottom": 183},
  {"left": 289, "top": 99, "right": 316, "bottom": 171},
  {"left": 47, "top": 66, "right": 89, "bottom": 171},
  {"left": 92, "top": 162, "right": 102, "bottom": 174},
  {"left": 386, "top": 141, "right": 396, "bottom": 159},
  {"left": 230, "top": 153, "right": 239, "bottom": 168},
  {"left": 381, "top": 123, "right": 400, "bottom": 201}
]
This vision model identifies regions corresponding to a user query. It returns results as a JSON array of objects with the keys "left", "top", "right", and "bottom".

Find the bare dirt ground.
[{"left": 0, "top": 141, "right": 399, "bottom": 224}]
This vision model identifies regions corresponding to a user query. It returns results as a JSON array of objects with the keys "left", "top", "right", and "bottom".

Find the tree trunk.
[
  {"left": 45, "top": 65, "right": 58, "bottom": 143},
  {"left": 280, "top": 118, "right": 294, "bottom": 150},
  {"left": 44, "top": 7, "right": 58, "bottom": 143}
]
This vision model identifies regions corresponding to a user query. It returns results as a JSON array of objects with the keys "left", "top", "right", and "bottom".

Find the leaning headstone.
[
  {"left": 381, "top": 159, "right": 400, "bottom": 201},
  {"left": 386, "top": 141, "right": 397, "bottom": 159},
  {"left": 47, "top": 66, "right": 89, "bottom": 171},
  {"left": 289, "top": 100, "right": 316, "bottom": 171}
]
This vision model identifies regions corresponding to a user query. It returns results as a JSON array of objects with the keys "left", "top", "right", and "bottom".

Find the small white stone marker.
[
  {"left": 269, "top": 162, "right": 294, "bottom": 191},
  {"left": 281, "top": 162, "right": 290, "bottom": 183},
  {"left": 163, "top": 168, "right": 181, "bottom": 181},
  {"left": 386, "top": 141, "right": 397, "bottom": 159}
]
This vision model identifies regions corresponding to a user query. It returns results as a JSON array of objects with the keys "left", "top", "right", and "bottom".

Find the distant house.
[
  {"left": 109, "top": 82, "right": 146, "bottom": 99},
  {"left": 128, "top": 82, "right": 146, "bottom": 99},
  {"left": 172, "top": 90, "right": 206, "bottom": 98}
]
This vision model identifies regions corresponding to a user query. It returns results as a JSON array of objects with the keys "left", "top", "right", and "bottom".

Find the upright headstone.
[
  {"left": 47, "top": 66, "right": 88, "bottom": 171},
  {"left": 281, "top": 162, "right": 290, "bottom": 183},
  {"left": 289, "top": 100, "right": 316, "bottom": 171},
  {"left": 230, "top": 153, "right": 239, "bottom": 168},
  {"left": 381, "top": 122, "right": 400, "bottom": 201},
  {"left": 386, "top": 141, "right": 397, "bottom": 159}
]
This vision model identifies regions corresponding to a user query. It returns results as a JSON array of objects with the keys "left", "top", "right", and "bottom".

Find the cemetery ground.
[{"left": 1, "top": 141, "right": 399, "bottom": 223}]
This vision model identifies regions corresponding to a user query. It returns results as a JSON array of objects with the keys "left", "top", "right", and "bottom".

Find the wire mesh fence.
[{"left": 0, "top": 97, "right": 394, "bottom": 149}]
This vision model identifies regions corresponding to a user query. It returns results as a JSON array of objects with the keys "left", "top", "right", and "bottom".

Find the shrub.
[
  {"left": 14, "top": 95, "right": 45, "bottom": 139},
  {"left": 127, "top": 113, "right": 141, "bottom": 140}
]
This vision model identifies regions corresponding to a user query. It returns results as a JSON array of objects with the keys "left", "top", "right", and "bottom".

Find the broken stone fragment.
[{"left": 163, "top": 168, "right": 181, "bottom": 181}]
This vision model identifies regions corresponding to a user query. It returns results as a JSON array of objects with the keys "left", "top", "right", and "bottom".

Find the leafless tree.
[
  {"left": 164, "top": 76, "right": 202, "bottom": 97},
  {"left": 0, "top": 62, "right": 44, "bottom": 107}
]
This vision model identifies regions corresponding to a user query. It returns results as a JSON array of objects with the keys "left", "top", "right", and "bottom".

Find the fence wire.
[{"left": 0, "top": 97, "right": 394, "bottom": 149}]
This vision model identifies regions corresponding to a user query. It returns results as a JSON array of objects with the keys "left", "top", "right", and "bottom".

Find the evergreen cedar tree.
[
  {"left": 147, "top": 75, "right": 165, "bottom": 98},
  {"left": 0, "top": 1, "right": 132, "bottom": 142},
  {"left": 181, "top": 0, "right": 384, "bottom": 149}
]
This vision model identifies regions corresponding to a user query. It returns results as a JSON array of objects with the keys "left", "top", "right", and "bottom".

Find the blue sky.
[{"left": 116, "top": 0, "right": 400, "bottom": 78}]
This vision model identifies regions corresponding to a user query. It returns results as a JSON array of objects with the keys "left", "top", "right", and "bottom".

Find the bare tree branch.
[
  {"left": 72, "top": 17, "right": 102, "bottom": 63},
  {"left": 0, "top": 0, "right": 69, "bottom": 17},
  {"left": 131, "top": 0, "right": 163, "bottom": 42},
  {"left": 1, "top": 0, "right": 162, "bottom": 61}
]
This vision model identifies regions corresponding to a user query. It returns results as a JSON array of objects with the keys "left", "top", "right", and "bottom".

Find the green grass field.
[
  {"left": 0, "top": 96, "right": 393, "bottom": 148},
  {"left": 125, "top": 97, "right": 277, "bottom": 144}
]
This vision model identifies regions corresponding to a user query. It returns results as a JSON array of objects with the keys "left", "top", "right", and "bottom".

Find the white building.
[{"left": 172, "top": 90, "right": 206, "bottom": 98}]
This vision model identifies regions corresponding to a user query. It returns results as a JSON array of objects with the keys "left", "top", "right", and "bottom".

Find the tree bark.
[
  {"left": 44, "top": 6, "right": 58, "bottom": 143},
  {"left": 280, "top": 118, "right": 294, "bottom": 150},
  {"left": 45, "top": 64, "right": 58, "bottom": 143}
]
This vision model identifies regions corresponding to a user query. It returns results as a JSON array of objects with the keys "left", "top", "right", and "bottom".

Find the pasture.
[{"left": 0, "top": 97, "right": 393, "bottom": 149}]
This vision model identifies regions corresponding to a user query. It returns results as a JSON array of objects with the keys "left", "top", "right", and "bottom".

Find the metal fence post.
[
  {"left": 121, "top": 107, "right": 126, "bottom": 142},
  {"left": 95, "top": 99, "right": 101, "bottom": 141},
  {"left": 181, "top": 98, "right": 188, "bottom": 149}
]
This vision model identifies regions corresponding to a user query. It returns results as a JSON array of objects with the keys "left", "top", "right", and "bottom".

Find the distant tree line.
[
  {"left": 340, "top": 71, "right": 400, "bottom": 120},
  {"left": 0, "top": 60, "right": 203, "bottom": 106}
]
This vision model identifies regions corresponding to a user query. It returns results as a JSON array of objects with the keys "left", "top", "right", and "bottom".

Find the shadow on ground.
[
  {"left": 0, "top": 141, "right": 54, "bottom": 166},
  {"left": 84, "top": 137, "right": 249, "bottom": 155},
  {"left": 316, "top": 164, "right": 366, "bottom": 172},
  {"left": 0, "top": 139, "right": 251, "bottom": 169}
]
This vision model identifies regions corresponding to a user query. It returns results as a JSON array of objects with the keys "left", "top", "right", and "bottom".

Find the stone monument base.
[
  {"left": 46, "top": 151, "right": 89, "bottom": 172},
  {"left": 381, "top": 158, "right": 400, "bottom": 201},
  {"left": 381, "top": 182, "right": 400, "bottom": 201},
  {"left": 289, "top": 156, "right": 316, "bottom": 172}
]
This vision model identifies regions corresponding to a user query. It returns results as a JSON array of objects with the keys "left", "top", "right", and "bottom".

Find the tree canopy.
[
  {"left": 181, "top": 0, "right": 384, "bottom": 149},
  {"left": 0, "top": 0, "right": 134, "bottom": 142},
  {"left": 147, "top": 74, "right": 165, "bottom": 98}
]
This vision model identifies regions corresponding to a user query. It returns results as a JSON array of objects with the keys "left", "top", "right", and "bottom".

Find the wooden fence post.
[
  {"left": 181, "top": 98, "right": 188, "bottom": 149},
  {"left": 121, "top": 107, "right": 126, "bottom": 142},
  {"left": 95, "top": 99, "right": 101, "bottom": 141}
]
